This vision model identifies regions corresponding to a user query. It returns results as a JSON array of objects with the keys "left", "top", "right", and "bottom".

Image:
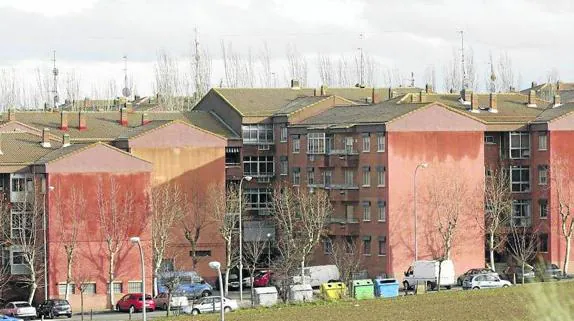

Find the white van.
[
  {"left": 403, "top": 260, "right": 455, "bottom": 290},
  {"left": 292, "top": 265, "right": 340, "bottom": 288}
]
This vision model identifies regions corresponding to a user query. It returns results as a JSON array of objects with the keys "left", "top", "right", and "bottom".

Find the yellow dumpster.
[{"left": 320, "top": 282, "right": 347, "bottom": 300}]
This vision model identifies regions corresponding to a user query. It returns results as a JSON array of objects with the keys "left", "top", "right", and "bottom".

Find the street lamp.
[
  {"left": 238, "top": 175, "right": 252, "bottom": 302},
  {"left": 43, "top": 185, "right": 54, "bottom": 300},
  {"left": 266, "top": 233, "right": 272, "bottom": 268},
  {"left": 208, "top": 261, "right": 224, "bottom": 321},
  {"left": 130, "top": 236, "right": 146, "bottom": 321},
  {"left": 413, "top": 163, "right": 428, "bottom": 261}
]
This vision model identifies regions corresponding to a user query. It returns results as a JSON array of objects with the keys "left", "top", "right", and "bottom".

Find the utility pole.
[
  {"left": 358, "top": 33, "right": 364, "bottom": 87},
  {"left": 121, "top": 55, "right": 131, "bottom": 98},
  {"left": 51, "top": 51, "right": 59, "bottom": 109},
  {"left": 410, "top": 72, "right": 415, "bottom": 88},
  {"left": 459, "top": 30, "right": 467, "bottom": 90}
]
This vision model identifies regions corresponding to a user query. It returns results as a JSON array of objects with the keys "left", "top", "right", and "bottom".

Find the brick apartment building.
[{"left": 0, "top": 109, "right": 231, "bottom": 308}]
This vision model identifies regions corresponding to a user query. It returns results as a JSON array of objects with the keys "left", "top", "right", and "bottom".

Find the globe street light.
[
  {"left": 130, "top": 236, "right": 146, "bottom": 321},
  {"left": 208, "top": 261, "right": 224, "bottom": 321},
  {"left": 413, "top": 163, "right": 428, "bottom": 261},
  {"left": 238, "top": 175, "right": 252, "bottom": 302}
]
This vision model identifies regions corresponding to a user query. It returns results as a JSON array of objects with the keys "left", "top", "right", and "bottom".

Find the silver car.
[
  {"left": 183, "top": 296, "right": 239, "bottom": 315},
  {"left": 463, "top": 273, "right": 512, "bottom": 290}
]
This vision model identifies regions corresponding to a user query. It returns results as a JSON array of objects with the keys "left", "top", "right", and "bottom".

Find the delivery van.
[{"left": 403, "top": 260, "right": 455, "bottom": 290}]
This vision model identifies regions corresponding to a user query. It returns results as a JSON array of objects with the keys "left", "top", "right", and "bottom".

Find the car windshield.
[
  {"left": 53, "top": 300, "right": 69, "bottom": 306},
  {"left": 138, "top": 295, "right": 153, "bottom": 301},
  {"left": 15, "top": 303, "right": 31, "bottom": 308}
]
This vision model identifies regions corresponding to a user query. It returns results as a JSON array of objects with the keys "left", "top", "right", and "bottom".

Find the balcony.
[
  {"left": 326, "top": 217, "right": 360, "bottom": 236},
  {"left": 327, "top": 186, "right": 359, "bottom": 202},
  {"left": 510, "top": 216, "right": 532, "bottom": 228},
  {"left": 225, "top": 164, "right": 243, "bottom": 180},
  {"left": 327, "top": 150, "right": 359, "bottom": 168},
  {"left": 307, "top": 154, "right": 330, "bottom": 167}
]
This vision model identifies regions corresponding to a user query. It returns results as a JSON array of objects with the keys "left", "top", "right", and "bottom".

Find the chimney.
[
  {"left": 78, "top": 111, "right": 87, "bottom": 130},
  {"left": 313, "top": 88, "right": 317, "bottom": 96},
  {"left": 527, "top": 90, "right": 537, "bottom": 107},
  {"left": 320, "top": 85, "right": 326, "bottom": 96},
  {"left": 141, "top": 113, "right": 151, "bottom": 126},
  {"left": 7, "top": 108, "right": 15, "bottom": 121},
  {"left": 425, "top": 83, "right": 433, "bottom": 93},
  {"left": 553, "top": 94, "right": 562, "bottom": 107},
  {"left": 419, "top": 91, "right": 425, "bottom": 103},
  {"left": 62, "top": 133, "right": 70, "bottom": 147},
  {"left": 41, "top": 128, "right": 51, "bottom": 148},
  {"left": 531, "top": 81, "right": 537, "bottom": 88},
  {"left": 60, "top": 111, "right": 68, "bottom": 131},
  {"left": 371, "top": 88, "right": 379, "bottom": 104},
  {"left": 120, "top": 108, "right": 128, "bottom": 126},
  {"left": 489, "top": 93, "right": 498, "bottom": 113},
  {"left": 290, "top": 79, "right": 300, "bottom": 89},
  {"left": 470, "top": 93, "right": 479, "bottom": 113}
]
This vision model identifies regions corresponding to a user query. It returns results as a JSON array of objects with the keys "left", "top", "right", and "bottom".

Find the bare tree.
[
  {"left": 243, "top": 239, "right": 266, "bottom": 307},
  {"left": 481, "top": 168, "right": 512, "bottom": 271},
  {"left": 317, "top": 54, "right": 335, "bottom": 87},
  {"left": 191, "top": 31, "right": 213, "bottom": 102},
  {"left": 220, "top": 41, "right": 253, "bottom": 88},
  {"left": 158, "top": 267, "right": 182, "bottom": 316},
  {"left": 507, "top": 222, "right": 539, "bottom": 284},
  {"left": 329, "top": 237, "right": 363, "bottom": 293},
  {"left": 154, "top": 51, "right": 191, "bottom": 111},
  {"left": 258, "top": 42, "right": 273, "bottom": 87},
  {"left": 497, "top": 52, "right": 515, "bottom": 92},
  {"left": 286, "top": 44, "right": 308, "bottom": 87},
  {"left": 151, "top": 183, "right": 186, "bottom": 296},
  {"left": 96, "top": 177, "right": 135, "bottom": 309},
  {"left": 182, "top": 189, "right": 213, "bottom": 271},
  {"left": 64, "top": 71, "right": 82, "bottom": 111},
  {"left": 424, "top": 65, "right": 437, "bottom": 91},
  {"left": 271, "top": 183, "right": 331, "bottom": 301},
  {"left": 466, "top": 47, "right": 479, "bottom": 91},
  {"left": 442, "top": 48, "right": 461, "bottom": 93},
  {"left": 73, "top": 265, "right": 92, "bottom": 321},
  {"left": 551, "top": 158, "right": 574, "bottom": 275},
  {"left": 54, "top": 185, "right": 86, "bottom": 300}
]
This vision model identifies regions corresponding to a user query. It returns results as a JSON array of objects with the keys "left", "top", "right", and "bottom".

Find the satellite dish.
[{"left": 122, "top": 87, "right": 131, "bottom": 97}]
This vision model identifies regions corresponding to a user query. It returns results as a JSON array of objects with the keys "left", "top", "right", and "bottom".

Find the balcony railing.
[{"left": 510, "top": 216, "right": 532, "bottom": 227}]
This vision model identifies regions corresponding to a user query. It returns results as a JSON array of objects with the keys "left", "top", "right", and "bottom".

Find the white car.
[
  {"left": 403, "top": 260, "right": 455, "bottom": 290},
  {"left": 463, "top": 273, "right": 512, "bottom": 290},
  {"left": 154, "top": 292, "right": 189, "bottom": 310},
  {"left": 183, "top": 296, "right": 239, "bottom": 315},
  {"left": 0, "top": 302, "right": 36, "bottom": 320}
]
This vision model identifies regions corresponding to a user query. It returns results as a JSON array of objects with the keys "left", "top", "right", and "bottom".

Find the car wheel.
[
  {"left": 129, "top": 305, "right": 135, "bottom": 314},
  {"left": 163, "top": 303, "right": 168, "bottom": 310},
  {"left": 201, "top": 290, "right": 211, "bottom": 297},
  {"left": 49, "top": 310, "right": 54, "bottom": 319},
  {"left": 427, "top": 281, "right": 434, "bottom": 291},
  {"left": 402, "top": 281, "right": 410, "bottom": 290},
  {"left": 116, "top": 304, "right": 121, "bottom": 312},
  {"left": 445, "top": 285, "right": 452, "bottom": 290},
  {"left": 191, "top": 309, "right": 200, "bottom": 315},
  {"left": 67, "top": 314, "right": 72, "bottom": 318},
  {"left": 224, "top": 306, "right": 232, "bottom": 313},
  {"left": 503, "top": 284, "right": 510, "bottom": 288},
  {"left": 457, "top": 278, "right": 462, "bottom": 286},
  {"left": 472, "top": 286, "right": 480, "bottom": 290}
]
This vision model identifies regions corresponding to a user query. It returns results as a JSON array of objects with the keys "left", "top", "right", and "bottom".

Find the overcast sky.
[{"left": 0, "top": 0, "right": 572, "bottom": 99}]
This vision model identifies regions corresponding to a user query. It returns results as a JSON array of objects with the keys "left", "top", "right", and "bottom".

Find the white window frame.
[
  {"left": 307, "top": 132, "right": 326, "bottom": 154},
  {"left": 292, "top": 168, "right": 301, "bottom": 186},
  {"left": 280, "top": 158, "right": 288, "bottom": 176},
  {"left": 378, "top": 236, "right": 387, "bottom": 256},
  {"left": 362, "top": 133, "right": 370, "bottom": 152},
  {"left": 323, "top": 170, "right": 332, "bottom": 186},
  {"left": 127, "top": 281, "right": 142, "bottom": 294},
  {"left": 345, "top": 137, "right": 354, "bottom": 154},
  {"left": 485, "top": 135, "right": 496, "bottom": 144},
  {"left": 539, "top": 199, "right": 548, "bottom": 219},
  {"left": 377, "top": 133, "right": 385, "bottom": 152},
  {"left": 83, "top": 282, "right": 97, "bottom": 295},
  {"left": 538, "top": 165, "right": 548, "bottom": 185},
  {"left": 241, "top": 124, "right": 274, "bottom": 144},
  {"left": 58, "top": 283, "right": 76, "bottom": 296},
  {"left": 362, "top": 202, "right": 371, "bottom": 221},
  {"left": 292, "top": 137, "right": 300, "bottom": 154},
  {"left": 378, "top": 201, "right": 386, "bottom": 222},
  {"left": 307, "top": 167, "right": 315, "bottom": 185},
  {"left": 244, "top": 188, "right": 272, "bottom": 209},
  {"left": 509, "top": 132, "right": 530, "bottom": 159},
  {"left": 362, "top": 167, "right": 370, "bottom": 187},
  {"left": 344, "top": 170, "right": 354, "bottom": 186},
  {"left": 511, "top": 200, "right": 531, "bottom": 227},
  {"left": 511, "top": 166, "right": 530, "bottom": 193},
  {"left": 280, "top": 126, "right": 288, "bottom": 142},
  {"left": 377, "top": 166, "right": 386, "bottom": 187},
  {"left": 362, "top": 238, "right": 371, "bottom": 256},
  {"left": 538, "top": 133, "right": 548, "bottom": 151},
  {"left": 243, "top": 156, "right": 275, "bottom": 177},
  {"left": 346, "top": 205, "right": 356, "bottom": 223}
]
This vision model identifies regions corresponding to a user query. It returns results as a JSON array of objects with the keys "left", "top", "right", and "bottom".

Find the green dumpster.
[
  {"left": 320, "top": 282, "right": 346, "bottom": 300},
  {"left": 352, "top": 279, "right": 375, "bottom": 300}
]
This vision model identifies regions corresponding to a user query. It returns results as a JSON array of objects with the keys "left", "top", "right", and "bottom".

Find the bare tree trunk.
[
  {"left": 109, "top": 253, "right": 115, "bottom": 309},
  {"left": 167, "top": 292, "right": 172, "bottom": 316},
  {"left": 489, "top": 233, "right": 496, "bottom": 272},
  {"left": 80, "top": 292, "right": 84, "bottom": 321},
  {"left": 437, "top": 260, "right": 442, "bottom": 292},
  {"left": 521, "top": 261, "right": 525, "bottom": 284},
  {"left": 564, "top": 236, "right": 571, "bottom": 276},
  {"left": 28, "top": 279, "right": 37, "bottom": 304},
  {"left": 224, "top": 269, "right": 231, "bottom": 297}
]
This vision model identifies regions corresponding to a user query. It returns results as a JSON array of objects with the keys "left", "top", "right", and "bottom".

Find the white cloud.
[{"left": 0, "top": 0, "right": 99, "bottom": 16}]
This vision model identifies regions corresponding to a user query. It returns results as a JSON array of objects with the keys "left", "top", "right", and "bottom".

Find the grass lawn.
[{"left": 158, "top": 282, "right": 574, "bottom": 321}]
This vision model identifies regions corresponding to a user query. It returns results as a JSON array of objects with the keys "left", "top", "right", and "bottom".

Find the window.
[
  {"left": 128, "top": 281, "right": 142, "bottom": 293},
  {"left": 512, "top": 200, "right": 531, "bottom": 227},
  {"left": 279, "top": 157, "right": 288, "bottom": 176},
  {"left": 377, "top": 133, "right": 385, "bottom": 152},
  {"left": 539, "top": 234, "right": 549, "bottom": 252},
  {"left": 485, "top": 167, "right": 493, "bottom": 177},
  {"left": 225, "top": 147, "right": 241, "bottom": 166},
  {"left": 307, "top": 167, "right": 315, "bottom": 185},
  {"left": 112, "top": 282, "right": 123, "bottom": 294},
  {"left": 509, "top": 132, "right": 530, "bottom": 159},
  {"left": 323, "top": 170, "right": 332, "bottom": 186},
  {"left": 307, "top": 133, "right": 326, "bottom": 154},
  {"left": 244, "top": 188, "right": 272, "bottom": 209},
  {"left": 362, "top": 236, "right": 371, "bottom": 255},
  {"left": 511, "top": 166, "right": 530, "bottom": 192},
  {"left": 243, "top": 156, "right": 274, "bottom": 177},
  {"left": 538, "top": 165, "right": 548, "bottom": 185},
  {"left": 362, "top": 133, "right": 370, "bottom": 152},
  {"left": 194, "top": 250, "right": 212, "bottom": 257},
  {"left": 538, "top": 133, "right": 548, "bottom": 151},
  {"left": 378, "top": 236, "right": 387, "bottom": 256},
  {"left": 280, "top": 126, "right": 288, "bottom": 142},
  {"left": 292, "top": 136, "right": 300, "bottom": 153},
  {"left": 58, "top": 283, "right": 76, "bottom": 296},
  {"left": 377, "top": 166, "right": 386, "bottom": 187},
  {"left": 345, "top": 236, "right": 354, "bottom": 254},
  {"left": 485, "top": 135, "right": 496, "bottom": 144},
  {"left": 362, "top": 167, "right": 371, "bottom": 187},
  {"left": 539, "top": 199, "right": 548, "bottom": 219},
  {"left": 346, "top": 205, "right": 356, "bottom": 223},
  {"left": 12, "top": 251, "right": 24, "bottom": 265},
  {"left": 83, "top": 283, "right": 96, "bottom": 295},
  {"left": 242, "top": 124, "right": 274, "bottom": 144},
  {"left": 345, "top": 137, "right": 354, "bottom": 154},
  {"left": 11, "top": 178, "right": 25, "bottom": 192},
  {"left": 292, "top": 168, "right": 301, "bottom": 185},
  {"left": 378, "top": 201, "right": 386, "bottom": 222},
  {"left": 323, "top": 238, "right": 333, "bottom": 255},
  {"left": 344, "top": 170, "right": 354, "bottom": 186},
  {"left": 362, "top": 201, "right": 371, "bottom": 221}
]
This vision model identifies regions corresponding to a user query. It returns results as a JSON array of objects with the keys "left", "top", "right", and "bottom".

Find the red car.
[
  {"left": 116, "top": 293, "right": 156, "bottom": 313},
  {"left": 253, "top": 271, "right": 273, "bottom": 287}
]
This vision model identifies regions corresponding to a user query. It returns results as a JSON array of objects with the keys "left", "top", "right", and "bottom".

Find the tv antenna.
[
  {"left": 122, "top": 55, "right": 131, "bottom": 98},
  {"left": 51, "top": 50, "right": 59, "bottom": 109}
]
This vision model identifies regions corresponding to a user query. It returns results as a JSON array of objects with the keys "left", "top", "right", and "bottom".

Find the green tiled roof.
[
  {"left": 0, "top": 132, "right": 63, "bottom": 164},
  {"left": 211, "top": 88, "right": 317, "bottom": 116}
]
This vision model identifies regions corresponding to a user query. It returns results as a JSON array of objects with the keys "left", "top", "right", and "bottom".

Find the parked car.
[
  {"left": 403, "top": 260, "right": 455, "bottom": 290},
  {"left": 292, "top": 265, "right": 340, "bottom": 288},
  {"left": 154, "top": 293, "right": 189, "bottom": 310},
  {"left": 534, "top": 262, "right": 562, "bottom": 281},
  {"left": 0, "top": 302, "right": 36, "bottom": 320},
  {"left": 504, "top": 263, "right": 536, "bottom": 283},
  {"left": 182, "top": 296, "right": 238, "bottom": 315},
  {"left": 253, "top": 270, "right": 273, "bottom": 287},
  {"left": 37, "top": 299, "right": 72, "bottom": 319},
  {"left": 115, "top": 294, "right": 156, "bottom": 313},
  {"left": 0, "top": 314, "right": 24, "bottom": 321},
  {"left": 457, "top": 268, "right": 495, "bottom": 286},
  {"left": 158, "top": 271, "right": 212, "bottom": 299},
  {"left": 463, "top": 273, "right": 512, "bottom": 290}
]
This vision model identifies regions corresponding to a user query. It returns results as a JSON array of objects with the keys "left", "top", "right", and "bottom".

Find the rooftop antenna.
[
  {"left": 122, "top": 55, "right": 131, "bottom": 98},
  {"left": 489, "top": 52, "right": 497, "bottom": 93},
  {"left": 358, "top": 33, "right": 364, "bottom": 87},
  {"left": 51, "top": 50, "right": 59, "bottom": 110},
  {"left": 459, "top": 30, "right": 467, "bottom": 90}
]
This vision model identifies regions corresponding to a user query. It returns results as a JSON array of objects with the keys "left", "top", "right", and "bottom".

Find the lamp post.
[
  {"left": 130, "top": 237, "right": 146, "bottom": 321},
  {"left": 43, "top": 184, "right": 54, "bottom": 300},
  {"left": 413, "top": 163, "right": 428, "bottom": 261},
  {"left": 238, "top": 175, "right": 252, "bottom": 302},
  {"left": 266, "top": 233, "right": 272, "bottom": 268},
  {"left": 208, "top": 261, "right": 224, "bottom": 321}
]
